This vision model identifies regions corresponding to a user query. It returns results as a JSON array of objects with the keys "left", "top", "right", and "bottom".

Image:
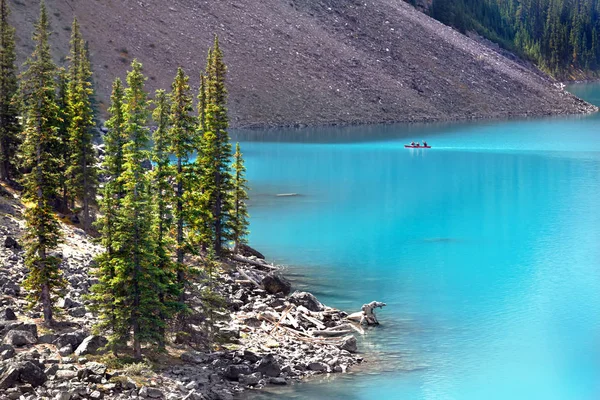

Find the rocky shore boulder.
[
  {"left": 261, "top": 273, "right": 291, "bottom": 295},
  {"left": 224, "top": 364, "right": 252, "bottom": 380},
  {"left": 256, "top": 354, "right": 280, "bottom": 377},
  {"left": 289, "top": 291, "right": 324, "bottom": 312},
  {"left": 237, "top": 244, "right": 265, "bottom": 260},
  {"left": 0, "top": 308, "right": 16, "bottom": 321}
]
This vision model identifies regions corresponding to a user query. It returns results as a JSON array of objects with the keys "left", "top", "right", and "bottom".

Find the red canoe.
[{"left": 405, "top": 144, "right": 431, "bottom": 148}]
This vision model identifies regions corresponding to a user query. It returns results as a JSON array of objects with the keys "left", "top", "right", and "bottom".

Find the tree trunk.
[
  {"left": 41, "top": 282, "right": 53, "bottom": 324},
  {"left": 176, "top": 157, "right": 185, "bottom": 302},
  {"left": 82, "top": 151, "right": 90, "bottom": 231}
]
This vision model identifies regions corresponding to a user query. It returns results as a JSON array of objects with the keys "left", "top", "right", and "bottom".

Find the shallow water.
[{"left": 235, "top": 84, "right": 600, "bottom": 400}]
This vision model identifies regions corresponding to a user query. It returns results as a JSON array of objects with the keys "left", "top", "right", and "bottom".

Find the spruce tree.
[
  {"left": 168, "top": 67, "right": 196, "bottom": 296},
  {"left": 19, "top": 1, "right": 66, "bottom": 324},
  {"left": 0, "top": 0, "right": 20, "bottom": 183},
  {"left": 55, "top": 69, "right": 70, "bottom": 212},
  {"left": 151, "top": 89, "right": 180, "bottom": 345},
  {"left": 66, "top": 18, "right": 97, "bottom": 231},
  {"left": 89, "top": 78, "right": 127, "bottom": 353},
  {"left": 199, "top": 36, "right": 234, "bottom": 257},
  {"left": 113, "top": 60, "right": 163, "bottom": 359},
  {"left": 231, "top": 143, "right": 249, "bottom": 252}
]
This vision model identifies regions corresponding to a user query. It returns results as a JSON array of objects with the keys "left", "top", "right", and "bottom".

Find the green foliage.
[
  {"left": 65, "top": 18, "right": 98, "bottom": 230},
  {"left": 0, "top": 0, "right": 20, "bottom": 183},
  {"left": 19, "top": 0, "right": 66, "bottom": 324},
  {"left": 428, "top": 0, "right": 600, "bottom": 77},
  {"left": 151, "top": 89, "right": 181, "bottom": 343},
  {"left": 167, "top": 67, "right": 197, "bottom": 292},
  {"left": 231, "top": 143, "right": 249, "bottom": 251},
  {"left": 197, "top": 37, "right": 234, "bottom": 257},
  {"left": 89, "top": 78, "right": 127, "bottom": 353}
]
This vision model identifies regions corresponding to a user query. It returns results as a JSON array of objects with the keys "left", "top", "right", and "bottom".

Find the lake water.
[{"left": 235, "top": 83, "right": 600, "bottom": 400}]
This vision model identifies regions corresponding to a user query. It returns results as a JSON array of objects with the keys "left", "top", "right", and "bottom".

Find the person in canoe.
[
  {"left": 423, "top": 140, "right": 428, "bottom": 147},
  {"left": 410, "top": 141, "right": 416, "bottom": 146}
]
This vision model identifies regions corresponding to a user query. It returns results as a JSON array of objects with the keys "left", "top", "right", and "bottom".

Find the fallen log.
[
  {"left": 346, "top": 301, "right": 387, "bottom": 325},
  {"left": 231, "top": 254, "right": 278, "bottom": 271}
]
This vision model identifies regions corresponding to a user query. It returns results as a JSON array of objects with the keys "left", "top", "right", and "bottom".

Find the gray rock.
[
  {"left": 55, "top": 369, "right": 77, "bottom": 380},
  {"left": 224, "top": 364, "right": 251, "bottom": 380},
  {"left": 58, "top": 297, "right": 81, "bottom": 309},
  {"left": 269, "top": 377, "right": 287, "bottom": 385},
  {"left": 0, "top": 308, "right": 17, "bottom": 321},
  {"left": 74, "top": 335, "right": 108, "bottom": 356},
  {"left": 84, "top": 361, "right": 106, "bottom": 376},
  {"left": 54, "top": 330, "right": 87, "bottom": 349},
  {"left": 256, "top": 354, "right": 280, "bottom": 377},
  {"left": 261, "top": 273, "right": 292, "bottom": 295},
  {"left": 238, "top": 372, "right": 261, "bottom": 386},
  {"left": 289, "top": 291, "right": 324, "bottom": 312},
  {"left": 0, "top": 343, "right": 15, "bottom": 360},
  {"left": 38, "top": 334, "right": 57, "bottom": 344},
  {"left": 55, "top": 392, "right": 71, "bottom": 400},
  {"left": 139, "top": 386, "right": 163, "bottom": 398},
  {"left": 3, "top": 330, "right": 37, "bottom": 347},
  {"left": 339, "top": 336, "right": 357, "bottom": 353},
  {"left": 68, "top": 307, "right": 87, "bottom": 318},
  {"left": 58, "top": 345, "right": 73, "bottom": 357},
  {"left": 307, "top": 362, "right": 327, "bottom": 372},
  {"left": 180, "top": 351, "right": 208, "bottom": 364},
  {"left": 15, "top": 361, "right": 46, "bottom": 387},
  {"left": 4, "top": 236, "right": 21, "bottom": 250},
  {"left": 0, "top": 365, "right": 19, "bottom": 389},
  {"left": 89, "top": 391, "right": 102, "bottom": 399},
  {"left": 243, "top": 350, "right": 260, "bottom": 363},
  {"left": 237, "top": 244, "right": 265, "bottom": 259}
]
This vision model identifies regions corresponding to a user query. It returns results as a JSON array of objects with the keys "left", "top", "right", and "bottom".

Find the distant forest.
[{"left": 419, "top": 0, "right": 600, "bottom": 78}]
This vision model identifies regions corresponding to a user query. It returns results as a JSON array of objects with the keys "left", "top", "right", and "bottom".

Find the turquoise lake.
[{"left": 235, "top": 83, "right": 600, "bottom": 400}]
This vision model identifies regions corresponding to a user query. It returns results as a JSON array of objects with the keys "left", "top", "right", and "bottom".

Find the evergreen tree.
[
  {"left": 0, "top": 0, "right": 20, "bottom": 183},
  {"left": 89, "top": 78, "right": 127, "bottom": 354},
  {"left": 151, "top": 89, "right": 180, "bottom": 346},
  {"left": 66, "top": 18, "right": 97, "bottom": 231},
  {"left": 198, "top": 37, "right": 234, "bottom": 257},
  {"left": 231, "top": 143, "right": 249, "bottom": 252},
  {"left": 113, "top": 60, "right": 163, "bottom": 359},
  {"left": 19, "top": 1, "right": 66, "bottom": 324},
  {"left": 167, "top": 67, "right": 196, "bottom": 296},
  {"left": 55, "top": 69, "right": 70, "bottom": 212}
]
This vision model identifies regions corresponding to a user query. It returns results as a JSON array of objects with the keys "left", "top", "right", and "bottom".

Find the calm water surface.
[{"left": 235, "top": 84, "right": 600, "bottom": 400}]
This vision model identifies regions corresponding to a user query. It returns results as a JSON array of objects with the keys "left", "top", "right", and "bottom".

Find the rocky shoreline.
[{"left": 0, "top": 189, "right": 379, "bottom": 400}]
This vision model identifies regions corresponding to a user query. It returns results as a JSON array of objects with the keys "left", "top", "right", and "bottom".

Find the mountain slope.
[{"left": 8, "top": 0, "right": 596, "bottom": 128}]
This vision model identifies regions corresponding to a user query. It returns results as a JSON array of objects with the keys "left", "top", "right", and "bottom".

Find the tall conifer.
[
  {"left": 0, "top": 0, "right": 20, "bottom": 183},
  {"left": 168, "top": 67, "right": 196, "bottom": 297},
  {"left": 152, "top": 89, "right": 179, "bottom": 345},
  {"left": 113, "top": 60, "right": 163, "bottom": 359},
  {"left": 66, "top": 18, "right": 97, "bottom": 231},
  {"left": 199, "top": 37, "right": 234, "bottom": 257},
  {"left": 231, "top": 143, "right": 249, "bottom": 252},
  {"left": 90, "top": 78, "right": 127, "bottom": 353},
  {"left": 19, "top": 1, "right": 66, "bottom": 324}
]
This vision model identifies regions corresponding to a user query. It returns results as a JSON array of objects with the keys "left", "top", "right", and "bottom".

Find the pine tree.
[
  {"left": 89, "top": 78, "right": 127, "bottom": 354},
  {"left": 19, "top": 1, "right": 66, "bottom": 325},
  {"left": 66, "top": 18, "right": 97, "bottom": 231},
  {"left": 113, "top": 60, "right": 163, "bottom": 359},
  {"left": 231, "top": 143, "right": 249, "bottom": 252},
  {"left": 55, "top": 69, "right": 70, "bottom": 212},
  {"left": 151, "top": 89, "right": 180, "bottom": 346},
  {"left": 167, "top": 67, "right": 196, "bottom": 297},
  {"left": 198, "top": 36, "right": 234, "bottom": 257},
  {"left": 0, "top": 0, "right": 20, "bottom": 183}
]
